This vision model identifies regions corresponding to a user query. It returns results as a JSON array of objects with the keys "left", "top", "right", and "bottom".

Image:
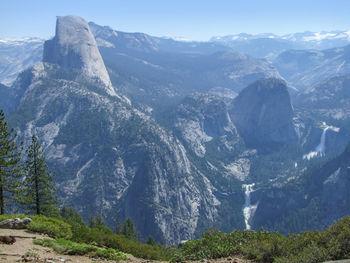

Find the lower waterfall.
[{"left": 242, "top": 183, "right": 258, "bottom": 230}]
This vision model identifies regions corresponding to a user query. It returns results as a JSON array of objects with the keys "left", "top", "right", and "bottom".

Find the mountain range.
[
  {"left": 211, "top": 30, "right": 350, "bottom": 59},
  {"left": 1, "top": 15, "right": 350, "bottom": 245}
]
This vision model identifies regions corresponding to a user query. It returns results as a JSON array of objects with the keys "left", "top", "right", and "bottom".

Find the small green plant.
[
  {"left": 34, "top": 238, "right": 127, "bottom": 260},
  {"left": 24, "top": 249, "right": 39, "bottom": 259},
  {"left": 27, "top": 215, "right": 72, "bottom": 239}
]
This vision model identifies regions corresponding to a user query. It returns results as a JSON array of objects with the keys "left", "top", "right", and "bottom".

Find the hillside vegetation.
[{"left": 1, "top": 213, "right": 350, "bottom": 262}]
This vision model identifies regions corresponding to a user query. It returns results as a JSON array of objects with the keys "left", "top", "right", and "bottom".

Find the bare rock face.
[
  {"left": 43, "top": 15, "right": 116, "bottom": 96},
  {"left": 231, "top": 78, "right": 298, "bottom": 148},
  {"left": 0, "top": 218, "right": 32, "bottom": 229}
]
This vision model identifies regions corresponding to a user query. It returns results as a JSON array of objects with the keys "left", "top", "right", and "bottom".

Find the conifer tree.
[
  {"left": 61, "top": 206, "right": 85, "bottom": 226},
  {"left": 146, "top": 235, "right": 156, "bottom": 246},
  {"left": 115, "top": 217, "right": 122, "bottom": 234},
  {"left": 0, "top": 109, "right": 21, "bottom": 214},
  {"left": 122, "top": 217, "right": 138, "bottom": 240},
  {"left": 21, "top": 134, "right": 56, "bottom": 215},
  {"left": 89, "top": 214, "right": 105, "bottom": 228}
]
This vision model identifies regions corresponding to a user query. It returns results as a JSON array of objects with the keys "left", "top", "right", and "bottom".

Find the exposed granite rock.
[
  {"left": 175, "top": 93, "right": 241, "bottom": 157},
  {"left": 0, "top": 218, "right": 32, "bottom": 229},
  {"left": 231, "top": 78, "right": 298, "bottom": 149},
  {"left": 43, "top": 15, "right": 115, "bottom": 96}
]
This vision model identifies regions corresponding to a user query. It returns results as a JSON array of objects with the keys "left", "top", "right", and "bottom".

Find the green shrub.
[
  {"left": 84, "top": 228, "right": 172, "bottom": 260},
  {"left": 322, "top": 216, "right": 350, "bottom": 259},
  {"left": 146, "top": 235, "right": 156, "bottom": 246},
  {"left": 27, "top": 215, "right": 72, "bottom": 239},
  {"left": 174, "top": 216, "right": 350, "bottom": 263},
  {"left": 274, "top": 242, "right": 330, "bottom": 263},
  {"left": 172, "top": 229, "right": 257, "bottom": 262},
  {"left": 0, "top": 214, "right": 72, "bottom": 239},
  {"left": 34, "top": 238, "right": 127, "bottom": 260}
]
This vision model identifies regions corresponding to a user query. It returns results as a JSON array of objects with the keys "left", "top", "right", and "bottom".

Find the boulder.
[{"left": 0, "top": 217, "right": 32, "bottom": 229}]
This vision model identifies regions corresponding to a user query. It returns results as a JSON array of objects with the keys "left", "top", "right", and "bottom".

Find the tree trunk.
[
  {"left": 0, "top": 184, "right": 3, "bottom": 215},
  {"left": 0, "top": 172, "right": 4, "bottom": 215},
  {"left": 34, "top": 146, "right": 40, "bottom": 215}
]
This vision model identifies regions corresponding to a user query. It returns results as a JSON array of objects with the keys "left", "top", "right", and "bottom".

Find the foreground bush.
[
  {"left": 172, "top": 230, "right": 285, "bottom": 262},
  {"left": 174, "top": 216, "right": 350, "bottom": 263},
  {"left": 34, "top": 238, "right": 127, "bottom": 260},
  {"left": 0, "top": 213, "right": 171, "bottom": 260},
  {"left": 0, "top": 214, "right": 72, "bottom": 239},
  {"left": 80, "top": 227, "right": 172, "bottom": 260},
  {"left": 27, "top": 215, "right": 72, "bottom": 239}
]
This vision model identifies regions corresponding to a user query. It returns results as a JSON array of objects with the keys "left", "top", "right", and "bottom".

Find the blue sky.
[{"left": 1, "top": 0, "right": 350, "bottom": 40}]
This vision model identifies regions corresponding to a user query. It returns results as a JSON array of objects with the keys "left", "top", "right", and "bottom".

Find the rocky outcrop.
[
  {"left": 231, "top": 78, "right": 298, "bottom": 149},
  {"left": 175, "top": 93, "right": 241, "bottom": 157},
  {"left": 11, "top": 63, "right": 222, "bottom": 244},
  {"left": 43, "top": 16, "right": 115, "bottom": 96},
  {"left": 0, "top": 218, "right": 32, "bottom": 229}
]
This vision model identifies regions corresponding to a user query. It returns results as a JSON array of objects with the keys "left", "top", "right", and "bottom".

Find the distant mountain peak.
[{"left": 43, "top": 15, "right": 116, "bottom": 96}]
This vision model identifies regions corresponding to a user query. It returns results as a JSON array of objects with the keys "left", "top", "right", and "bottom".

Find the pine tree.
[
  {"left": 115, "top": 217, "right": 122, "bottom": 234},
  {"left": 146, "top": 235, "right": 156, "bottom": 246},
  {"left": 88, "top": 214, "right": 105, "bottom": 228},
  {"left": 122, "top": 217, "right": 138, "bottom": 240},
  {"left": 61, "top": 206, "right": 85, "bottom": 226},
  {"left": 21, "top": 134, "right": 56, "bottom": 215},
  {"left": 0, "top": 109, "right": 21, "bottom": 214}
]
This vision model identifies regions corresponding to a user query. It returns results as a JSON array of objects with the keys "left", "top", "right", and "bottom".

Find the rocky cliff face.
[
  {"left": 43, "top": 16, "right": 115, "bottom": 96},
  {"left": 172, "top": 93, "right": 254, "bottom": 185},
  {"left": 6, "top": 16, "right": 226, "bottom": 245},
  {"left": 174, "top": 93, "right": 241, "bottom": 157},
  {"left": 231, "top": 78, "right": 298, "bottom": 149},
  {"left": 252, "top": 142, "right": 350, "bottom": 234}
]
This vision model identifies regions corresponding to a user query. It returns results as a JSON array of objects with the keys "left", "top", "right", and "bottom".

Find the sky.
[{"left": 1, "top": 0, "right": 350, "bottom": 41}]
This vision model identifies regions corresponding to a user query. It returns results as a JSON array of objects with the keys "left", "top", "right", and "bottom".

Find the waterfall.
[
  {"left": 242, "top": 183, "right": 258, "bottom": 230},
  {"left": 315, "top": 127, "right": 329, "bottom": 154},
  {"left": 303, "top": 122, "right": 340, "bottom": 160}
]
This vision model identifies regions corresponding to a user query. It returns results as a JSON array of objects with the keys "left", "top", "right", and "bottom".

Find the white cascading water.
[
  {"left": 303, "top": 122, "right": 340, "bottom": 160},
  {"left": 315, "top": 126, "right": 329, "bottom": 154},
  {"left": 242, "top": 183, "right": 258, "bottom": 230}
]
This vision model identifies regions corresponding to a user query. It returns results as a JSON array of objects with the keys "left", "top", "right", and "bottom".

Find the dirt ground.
[
  {"left": 0, "top": 228, "right": 146, "bottom": 263},
  {"left": 0, "top": 229, "right": 249, "bottom": 263}
]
